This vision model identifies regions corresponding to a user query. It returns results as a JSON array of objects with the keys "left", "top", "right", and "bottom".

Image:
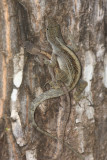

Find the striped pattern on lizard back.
[{"left": 46, "top": 18, "right": 81, "bottom": 88}]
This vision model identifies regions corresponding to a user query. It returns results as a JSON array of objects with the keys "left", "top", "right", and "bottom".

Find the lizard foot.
[
  {"left": 73, "top": 94, "right": 88, "bottom": 102},
  {"left": 73, "top": 80, "right": 88, "bottom": 102}
]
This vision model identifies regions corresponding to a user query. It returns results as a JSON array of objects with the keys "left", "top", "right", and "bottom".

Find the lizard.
[
  {"left": 28, "top": 18, "right": 87, "bottom": 159},
  {"left": 45, "top": 18, "right": 77, "bottom": 87},
  {"left": 31, "top": 18, "right": 82, "bottom": 123}
]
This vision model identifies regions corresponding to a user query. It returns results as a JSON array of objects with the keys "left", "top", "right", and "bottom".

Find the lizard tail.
[
  {"left": 31, "top": 97, "right": 84, "bottom": 160},
  {"left": 30, "top": 36, "right": 83, "bottom": 159}
]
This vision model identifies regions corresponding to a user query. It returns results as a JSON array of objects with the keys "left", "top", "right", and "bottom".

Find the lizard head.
[{"left": 45, "top": 18, "right": 63, "bottom": 45}]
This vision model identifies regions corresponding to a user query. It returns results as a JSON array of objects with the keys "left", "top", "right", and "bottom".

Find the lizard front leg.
[
  {"left": 45, "top": 53, "right": 68, "bottom": 88},
  {"left": 44, "top": 53, "right": 57, "bottom": 83}
]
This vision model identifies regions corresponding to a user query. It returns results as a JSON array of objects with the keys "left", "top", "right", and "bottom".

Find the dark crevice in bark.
[{"left": 17, "top": 2, "right": 30, "bottom": 45}]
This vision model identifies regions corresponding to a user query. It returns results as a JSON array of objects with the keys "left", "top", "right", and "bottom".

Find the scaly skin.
[
  {"left": 45, "top": 18, "right": 78, "bottom": 87},
  {"left": 30, "top": 87, "right": 84, "bottom": 160},
  {"left": 30, "top": 19, "right": 84, "bottom": 159}
]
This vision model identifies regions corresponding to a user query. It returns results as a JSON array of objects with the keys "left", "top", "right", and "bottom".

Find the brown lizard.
[
  {"left": 28, "top": 18, "right": 87, "bottom": 159},
  {"left": 45, "top": 18, "right": 79, "bottom": 88}
]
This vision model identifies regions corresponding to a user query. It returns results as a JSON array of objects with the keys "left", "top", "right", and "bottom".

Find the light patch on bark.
[
  {"left": 96, "top": 3, "right": 104, "bottom": 22},
  {"left": 26, "top": 150, "right": 37, "bottom": 160},
  {"left": 76, "top": 126, "right": 84, "bottom": 153},
  {"left": 103, "top": 53, "right": 107, "bottom": 88},
  {"left": 83, "top": 51, "right": 95, "bottom": 121},
  {"left": 96, "top": 44, "right": 105, "bottom": 61},
  {"left": 11, "top": 96, "right": 26, "bottom": 146},
  {"left": 76, "top": 98, "right": 94, "bottom": 123},
  {"left": 75, "top": 100, "right": 95, "bottom": 155},
  {"left": 76, "top": 104, "right": 84, "bottom": 123},
  {"left": 85, "top": 153, "right": 94, "bottom": 160},
  {"left": 75, "top": 50, "right": 95, "bottom": 155},
  {"left": 76, "top": 0, "right": 81, "bottom": 13},
  {"left": 11, "top": 89, "right": 18, "bottom": 101},
  {"left": 14, "top": 71, "right": 23, "bottom": 87},
  {"left": 85, "top": 105, "right": 94, "bottom": 120},
  {"left": 13, "top": 47, "right": 24, "bottom": 88},
  {"left": 10, "top": 47, "right": 26, "bottom": 146},
  {"left": 83, "top": 51, "right": 96, "bottom": 93}
]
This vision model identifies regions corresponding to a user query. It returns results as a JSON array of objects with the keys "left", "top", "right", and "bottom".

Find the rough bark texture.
[{"left": 0, "top": 0, "right": 107, "bottom": 160}]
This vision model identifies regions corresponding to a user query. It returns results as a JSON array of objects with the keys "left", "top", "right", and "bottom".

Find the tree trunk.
[{"left": 0, "top": 0, "right": 107, "bottom": 160}]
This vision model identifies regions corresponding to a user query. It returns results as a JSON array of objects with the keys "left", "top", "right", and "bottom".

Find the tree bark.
[{"left": 0, "top": 0, "right": 107, "bottom": 160}]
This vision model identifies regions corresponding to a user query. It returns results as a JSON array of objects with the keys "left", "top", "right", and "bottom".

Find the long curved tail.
[
  {"left": 30, "top": 89, "right": 84, "bottom": 159},
  {"left": 30, "top": 37, "right": 83, "bottom": 158}
]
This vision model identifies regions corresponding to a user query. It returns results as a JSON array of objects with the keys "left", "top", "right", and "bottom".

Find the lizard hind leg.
[
  {"left": 55, "top": 68, "right": 68, "bottom": 85},
  {"left": 73, "top": 79, "right": 88, "bottom": 102},
  {"left": 48, "top": 68, "right": 68, "bottom": 89}
]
